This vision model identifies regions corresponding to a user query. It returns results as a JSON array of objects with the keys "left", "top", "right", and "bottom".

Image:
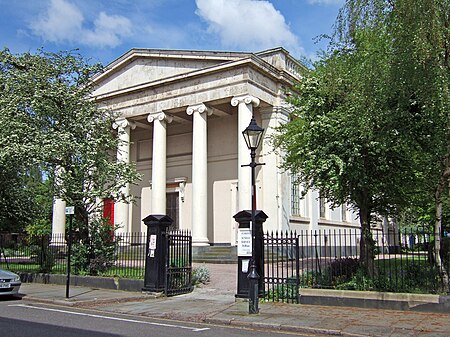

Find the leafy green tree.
[
  {"left": 0, "top": 48, "right": 140, "bottom": 236},
  {"left": 336, "top": 0, "right": 449, "bottom": 291},
  {"left": 274, "top": 30, "right": 419, "bottom": 275},
  {"left": 274, "top": 0, "right": 449, "bottom": 285}
]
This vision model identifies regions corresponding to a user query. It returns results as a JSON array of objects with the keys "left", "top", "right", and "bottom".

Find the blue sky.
[{"left": 0, "top": 0, "right": 344, "bottom": 66}]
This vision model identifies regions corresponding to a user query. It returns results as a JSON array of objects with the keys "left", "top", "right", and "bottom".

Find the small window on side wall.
[{"left": 319, "top": 194, "right": 326, "bottom": 218}]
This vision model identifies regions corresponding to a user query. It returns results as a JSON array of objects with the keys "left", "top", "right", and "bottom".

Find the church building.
[{"left": 51, "top": 47, "right": 359, "bottom": 247}]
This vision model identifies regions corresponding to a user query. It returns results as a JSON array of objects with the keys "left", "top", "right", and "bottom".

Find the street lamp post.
[{"left": 242, "top": 116, "right": 264, "bottom": 314}]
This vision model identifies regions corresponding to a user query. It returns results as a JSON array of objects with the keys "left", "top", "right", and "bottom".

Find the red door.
[{"left": 102, "top": 198, "right": 115, "bottom": 228}]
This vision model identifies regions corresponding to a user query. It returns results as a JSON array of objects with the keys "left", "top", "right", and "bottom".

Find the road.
[{"left": 0, "top": 298, "right": 313, "bottom": 337}]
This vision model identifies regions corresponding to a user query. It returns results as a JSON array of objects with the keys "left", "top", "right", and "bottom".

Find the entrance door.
[{"left": 166, "top": 192, "right": 179, "bottom": 231}]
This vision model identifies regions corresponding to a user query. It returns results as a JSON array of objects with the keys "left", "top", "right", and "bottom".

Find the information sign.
[{"left": 238, "top": 229, "right": 252, "bottom": 257}]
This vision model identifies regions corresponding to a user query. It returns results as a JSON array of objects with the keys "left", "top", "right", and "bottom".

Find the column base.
[{"left": 192, "top": 238, "right": 210, "bottom": 247}]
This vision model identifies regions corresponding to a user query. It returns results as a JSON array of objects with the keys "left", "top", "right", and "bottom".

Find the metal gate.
[
  {"left": 165, "top": 230, "right": 193, "bottom": 296},
  {"left": 263, "top": 231, "right": 300, "bottom": 303}
]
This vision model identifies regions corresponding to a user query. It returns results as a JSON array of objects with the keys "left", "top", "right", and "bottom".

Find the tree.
[
  {"left": 0, "top": 49, "right": 140, "bottom": 234},
  {"left": 335, "top": 0, "right": 450, "bottom": 291},
  {"left": 274, "top": 28, "right": 420, "bottom": 275},
  {"left": 274, "top": 0, "right": 449, "bottom": 284}
]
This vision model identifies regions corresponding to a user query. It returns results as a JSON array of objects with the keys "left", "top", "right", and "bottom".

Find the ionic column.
[
  {"left": 148, "top": 113, "right": 172, "bottom": 214},
  {"left": 231, "top": 95, "right": 260, "bottom": 211},
  {"left": 113, "top": 118, "right": 135, "bottom": 234},
  {"left": 187, "top": 103, "right": 212, "bottom": 246}
]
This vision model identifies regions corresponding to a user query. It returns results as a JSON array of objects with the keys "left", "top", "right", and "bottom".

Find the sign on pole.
[{"left": 65, "top": 206, "right": 75, "bottom": 215}]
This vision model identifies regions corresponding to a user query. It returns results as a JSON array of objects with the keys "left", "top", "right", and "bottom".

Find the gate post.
[
  {"left": 142, "top": 214, "right": 173, "bottom": 292},
  {"left": 234, "top": 210, "right": 268, "bottom": 298}
]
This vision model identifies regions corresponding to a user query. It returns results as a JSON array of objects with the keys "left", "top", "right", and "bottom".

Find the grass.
[{"left": 0, "top": 262, "right": 144, "bottom": 279}]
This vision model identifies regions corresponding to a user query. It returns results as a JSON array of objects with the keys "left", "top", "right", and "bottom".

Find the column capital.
[
  {"left": 113, "top": 118, "right": 136, "bottom": 130},
  {"left": 186, "top": 103, "right": 213, "bottom": 116},
  {"left": 147, "top": 112, "right": 173, "bottom": 124},
  {"left": 231, "top": 95, "right": 260, "bottom": 108}
]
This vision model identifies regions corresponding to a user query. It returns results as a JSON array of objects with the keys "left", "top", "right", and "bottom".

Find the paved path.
[{"left": 14, "top": 264, "right": 450, "bottom": 337}]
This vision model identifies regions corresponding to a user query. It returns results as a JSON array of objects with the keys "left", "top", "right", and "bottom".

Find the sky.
[{"left": 0, "top": 0, "right": 344, "bottom": 66}]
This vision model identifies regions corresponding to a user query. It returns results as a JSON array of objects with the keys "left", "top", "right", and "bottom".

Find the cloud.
[
  {"left": 195, "top": 0, "right": 303, "bottom": 55},
  {"left": 30, "top": 0, "right": 132, "bottom": 48}
]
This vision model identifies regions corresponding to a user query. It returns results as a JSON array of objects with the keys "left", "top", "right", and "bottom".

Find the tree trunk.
[
  {"left": 359, "top": 202, "right": 376, "bottom": 277},
  {"left": 434, "top": 176, "right": 449, "bottom": 293}
]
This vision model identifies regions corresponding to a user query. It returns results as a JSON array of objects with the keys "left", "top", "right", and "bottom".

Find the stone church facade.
[{"left": 51, "top": 47, "right": 359, "bottom": 246}]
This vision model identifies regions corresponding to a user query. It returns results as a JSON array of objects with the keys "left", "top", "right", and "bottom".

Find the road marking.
[{"left": 9, "top": 304, "right": 210, "bottom": 332}]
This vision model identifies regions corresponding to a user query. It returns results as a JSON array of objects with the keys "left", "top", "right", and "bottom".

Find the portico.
[{"left": 51, "top": 47, "right": 359, "bottom": 245}]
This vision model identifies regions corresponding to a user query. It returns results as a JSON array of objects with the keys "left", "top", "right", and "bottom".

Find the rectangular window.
[
  {"left": 341, "top": 204, "right": 347, "bottom": 222},
  {"left": 166, "top": 192, "right": 179, "bottom": 231},
  {"left": 319, "top": 194, "right": 326, "bottom": 218},
  {"left": 291, "top": 174, "right": 301, "bottom": 216}
]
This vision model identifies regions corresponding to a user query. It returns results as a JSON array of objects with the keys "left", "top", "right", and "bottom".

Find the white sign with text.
[{"left": 238, "top": 229, "right": 252, "bottom": 257}]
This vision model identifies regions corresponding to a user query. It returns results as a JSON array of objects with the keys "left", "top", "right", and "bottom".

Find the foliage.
[
  {"left": 328, "top": 257, "right": 360, "bottom": 285},
  {"left": 0, "top": 167, "right": 52, "bottom": 233},
  {"left": 24, "top": 221, "right": 55, "bottom": 273},
  {"left": 273, "top": 0, "right": 449, "bottom": 280},
  {"left": 265, "top": 277, "right": 299, "bottom": 302},
  {"left": 192, "top": 265, "right": 210, "bottom": 285},
  {"left": 70, "top": 219, "right": 118, "bottom": 276},
  {"left": 30, "top": 244, "right": 55, "bottom": 274},
  {"left": 25, "top": 219, "right": 52, "bottom": 238},
  {"left": 335, "top": 269, "right": 375, "bottom": 291},
  {"left": 0, "top": 48, "right": 141, "bottom": 232}
]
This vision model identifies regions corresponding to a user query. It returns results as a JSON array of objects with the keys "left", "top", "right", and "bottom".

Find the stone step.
[{"left": 192, "top": 246, "right": 238, "bottom": 264}]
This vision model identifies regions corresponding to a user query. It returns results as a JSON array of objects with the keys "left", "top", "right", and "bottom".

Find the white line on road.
[{"left": 9, "top": 304, "right": 210, "bottom": 332}]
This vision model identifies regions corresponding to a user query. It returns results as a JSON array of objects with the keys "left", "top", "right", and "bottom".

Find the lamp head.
[{"left": 242, "top": 116, "right": 264, "bottom": 150}]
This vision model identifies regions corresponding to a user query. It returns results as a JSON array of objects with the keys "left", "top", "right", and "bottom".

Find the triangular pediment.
[{"left": 92, "top": 49, "right": 253, "bottom": 97}]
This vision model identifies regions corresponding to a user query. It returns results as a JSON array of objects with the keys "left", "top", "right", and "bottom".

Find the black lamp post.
[{"left": 241, "top": 116, "right": 264, "bottom": 314}]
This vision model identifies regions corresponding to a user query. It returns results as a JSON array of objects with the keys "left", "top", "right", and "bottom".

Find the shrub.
[
  {"left": 30, "top": 244, "right": 55, "bottom": 273},
  {"left": 192, "top": 265, "right": 210, "bottom": 285},
  {"left": 328, "top": 257, "right": 360, "bottom": 285},
  {"left": 26, "top": 221, "right": 55, "bottom": 273},
  {"left": 265, "top": 278, "right": 299, "bottom": 302},
  {"left": 70, "top": 218, "right": 118, "bottom": 276},
  {"left": 335, "top": 269, "right": 375, "bottom": 290}
]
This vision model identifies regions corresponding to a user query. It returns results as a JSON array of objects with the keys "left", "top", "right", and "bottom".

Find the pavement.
[{"left": 14, "top": 264, "right": 450, "bottom": 337}]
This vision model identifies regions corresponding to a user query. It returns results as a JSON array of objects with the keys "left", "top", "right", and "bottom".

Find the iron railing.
[
  {"left": 165, "top": 230, "right": 193, "bottom": 296},
  {"left": 263, "top": 228, "right": 450, "bottom": 303},
  {"left": 0, "top": 230, "right": 194, "bottom": 296},
  {"left": 0, "top": 232, "right": 148, "bottom": 279}
]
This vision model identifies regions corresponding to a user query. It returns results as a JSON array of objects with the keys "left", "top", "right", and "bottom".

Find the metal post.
[
  {"left": 248, "top": 147, "right": 259, "bottom": 314},
  {"left": 65, "top": 213, "right": 73, "bottom": 299}
]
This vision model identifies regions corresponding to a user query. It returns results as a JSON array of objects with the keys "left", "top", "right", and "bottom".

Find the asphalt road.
[{"left": 0, "top": 298, "right": 312, "bottom": 337}]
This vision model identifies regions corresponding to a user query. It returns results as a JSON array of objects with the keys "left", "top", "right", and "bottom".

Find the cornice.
[{"left": 93, "top": 55, "right": 297, "bottom": 102}]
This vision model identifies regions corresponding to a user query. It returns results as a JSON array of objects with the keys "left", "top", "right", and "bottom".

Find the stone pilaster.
[{"left": 187, "top": 103, "right": 212, "bottom": 246}]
